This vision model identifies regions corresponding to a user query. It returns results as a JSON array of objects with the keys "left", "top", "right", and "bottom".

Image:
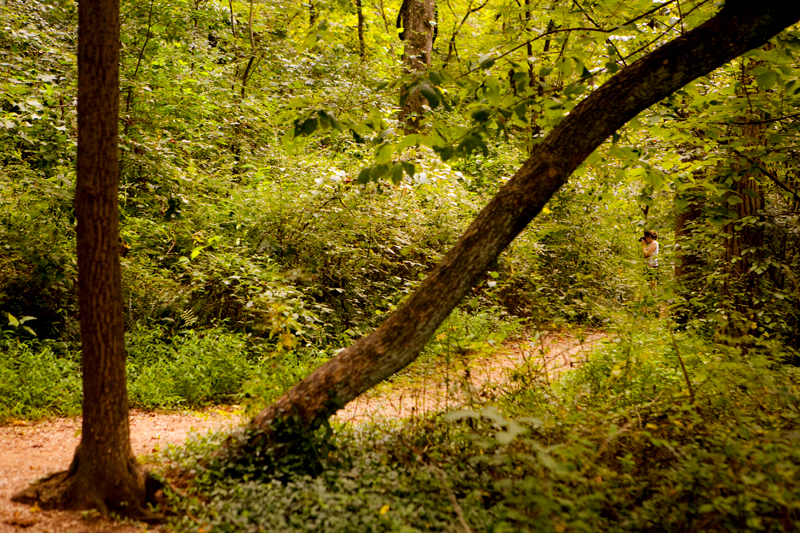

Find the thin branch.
[
  {"left": 248, "top": 0, "right": 255, "bottom": 50},
  {"left": 432, "top": 465, "right": 474, "bottom": 533},
  {"left": 718, "top": 112, "right": 800, "bottom": 125},
  {"left": 620, "top": 0, "right": 714, "bottom": 63},
  {"left": 124, "top": 0, "right": 157, "bottom": 125},
  {"left": 669, "top": 326, "right": 695, "bottom": 405},
  {"left": 130, "top": 0, "right": 156, "bottom": 82},
  {"left": 692, "top": 128, "right": 800, "bottom": 204},
  {"left": 741, "top": 153, "right": 800, "bottom": 204},
  {"left": 575, "top": 0, "right": 628, "bottom": 67},
  {"left": 442, "top": 0, "right": 490, "bottom": 69},
  {"left": 456, "top": 0, "right": 701, "bottom": 81},
  {"left": 228, "top": 0, "right": 237, "bottom": 38}
]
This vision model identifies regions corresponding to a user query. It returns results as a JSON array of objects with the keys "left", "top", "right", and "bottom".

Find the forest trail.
[
  {"left": 0, "top": 331, "right": 602, "bottom": 533},
  {"left": 334, "top": 330, "right": 603, "bottom": 424}
]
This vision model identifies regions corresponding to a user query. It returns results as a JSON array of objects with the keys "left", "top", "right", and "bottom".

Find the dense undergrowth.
[
  {"left": 2, "top": 0, "right": 800, "bottom": 530},
  {"left": 0, "top": 0, "right": 642, "bottom": 422},
  {"left": 161, "top": 310, "right": 800, "bottom": 532}
]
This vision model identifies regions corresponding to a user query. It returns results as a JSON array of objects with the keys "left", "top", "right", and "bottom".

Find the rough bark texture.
[
  {"left": 12, "top": 0, "right": 157, "bottom": 518},
  {"left": 398, "top": 0, "right": 435, "bottom": 132},
  {"left": 246, "top": 1, "right": 800, "bottom": 441},
  {"left": 720, "top": 62, "right": 769, "bottom": 340}
]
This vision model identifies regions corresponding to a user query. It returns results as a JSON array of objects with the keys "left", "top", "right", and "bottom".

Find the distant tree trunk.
[
  {"left": 12, "top": 0, "right": 157, "bottom": 518},
  {"left": 397, "top": 0, "right": 436, "bottom": 132},
  {"left": 720, "top": 60, "right": 768, "bottom": 341},
  {"left": 673, "top": 175, "right": 705, "bottom": 325},
  {"left": 355, "top": 0, "right": 365, "bottom": 59},
  {"left": 235, "top": 2, "right": 800, "bottom": 449},
  {"left": 674, "top": 189, "right": 704, "bottom": 280}
]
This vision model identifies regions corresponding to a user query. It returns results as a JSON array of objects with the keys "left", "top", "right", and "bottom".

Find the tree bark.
[
  {"left": 243, "top": 0, "right": 800, "bottom": 446},
  {"left": 356, "top": 0, "right": 365, "bottom": 59},
  {"left": 398, "top": 0, "right": 436, "bottom": 132},
  {"left": 720, "top": 60, "right": 769, "bottom": 341},
  {"left": 12, "top": 0, "right": 158, "bottom": 518},
  {"left": 673, "top": 171, "right": 706, "bottom": 325}
]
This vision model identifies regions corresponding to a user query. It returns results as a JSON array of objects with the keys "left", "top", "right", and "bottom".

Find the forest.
[{"left": 1, "top": 0, "right": 800, "bottom": 530}]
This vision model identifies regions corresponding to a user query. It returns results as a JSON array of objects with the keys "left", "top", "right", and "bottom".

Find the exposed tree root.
[{"left": 11, "top": 457, "right": 166, "bottom": 524}]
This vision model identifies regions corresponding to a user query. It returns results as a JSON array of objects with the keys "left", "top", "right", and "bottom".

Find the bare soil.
[
  {"left": 335, "top": 331, "right": 602, "bottom": 423},
  {"left": 0, "top": 332, "right": 602, "bottom": 533}
]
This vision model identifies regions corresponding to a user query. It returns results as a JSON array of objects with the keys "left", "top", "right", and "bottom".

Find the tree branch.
[{"left": 245, "top": 1, "right": 800, "bottom": 440}]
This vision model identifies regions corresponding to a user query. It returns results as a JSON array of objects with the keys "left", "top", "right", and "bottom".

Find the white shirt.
[{"left": 645, "top": 241, "right": 659, "bottom": 267}]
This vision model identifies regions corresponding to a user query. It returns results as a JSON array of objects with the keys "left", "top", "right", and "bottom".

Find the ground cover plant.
[{"left": 162, "top": 313, "right": 800, "bottom": 532}]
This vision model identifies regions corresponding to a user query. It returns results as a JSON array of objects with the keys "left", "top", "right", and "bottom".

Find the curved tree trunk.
[
  {"left": 243, "top": 0, "right": 800, "bottom": 446},
  {"left": 12, "top": 0, "right": 158, "bottom": 519}
]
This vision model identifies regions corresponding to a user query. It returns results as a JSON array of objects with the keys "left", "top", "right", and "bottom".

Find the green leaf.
[
  {"left": 458, "top": 133, "right": 489, "bottom": 158},
  {"left": 375, "top": 143, "right": 394, "bottom": 164},
  {"left": 7, "top": 312, "right": 19, "bottom": 327},
  {"left": 401, "top": 161, "right": 416, "bottom": 178},
  {"left": 444, "top": 409, "right": 480, "bottom": 421},
  {"left": 755, "top": 71, "right": 777, "bottom": 91},
  {"left": 428, "top": 70, "right": 444, "bottom": 86},
  {"left": 351, "top": 129, "right": 366, "bottom": 144},
  {"left": 389, "top": 164, "right": 404, "bottom": 185},
  {"left": 397, "top": 134, "right": 420, "bottom": 152},
  {"left": 471, "top": 108, "right": 492, "bottom": 124},
  {"left": 727, "top": 195, "right": 743, "bottom": 205},
  {"left": 370, "top": 164, "right": 389, "bottom": 179},
  {"left": 478, "top": 54, "right": 495, "bottom": 69},
  {"left": 301, "top": 117, "right": 318, "bottom": 136},
  {"left": 356, "top": 166, "right": 373, "bottom": 184},
  {"left": 419, "top": 83, "right": 439, "bottom": 109}
]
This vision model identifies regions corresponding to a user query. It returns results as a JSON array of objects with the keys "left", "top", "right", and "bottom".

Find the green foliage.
[
  {"left": 0, "top": 339, "right": 81, "bottom": 422},
  {"left": 238, "top": 348, "right": 330, "bottom": 415},
  {"left": 2, "top": 0, "right": 800, "bottom": 528},
  {"left": 126, "top": 327, "right": 258, "bottom": 409},
  {"left": 166, "top": 323, "right": 800, "bottom": 532}
]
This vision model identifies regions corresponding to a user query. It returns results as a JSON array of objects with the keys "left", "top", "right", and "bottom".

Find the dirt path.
[
  {"left": 0, "top": 332, "right": 602, "bottom": 533},
  {"left": 335, "top": 331, "right": 603, "bottom": 423}
]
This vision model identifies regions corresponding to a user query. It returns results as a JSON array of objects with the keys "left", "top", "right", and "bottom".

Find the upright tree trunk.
[
  {"left": 12, "top": 0, "right": 156, "bottom": 518},
  {"left": 398, "top": 0, "right": 436, "bottom": 132},
  {"left": 238, "top": 2, "right": 800, "bottom": 450},
  {"left": 720, "top": 61, "right": 768, "bottom": 341},
  {"left": 673, "top": 175, "right": 705, "bottom": 325},
  {"left": 355, "top": 0, "right": 365, "bottom": 59}
]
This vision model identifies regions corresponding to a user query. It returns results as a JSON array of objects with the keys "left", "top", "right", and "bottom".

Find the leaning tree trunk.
[
  {"left": 12, "top": 0, "right": 156, "bottom": 518},
  {"left": 240, "top": 1, "right": 800, "bottom": 450},
  {"left": 397, "top": 0, "right": 435, "bottom": 132}
]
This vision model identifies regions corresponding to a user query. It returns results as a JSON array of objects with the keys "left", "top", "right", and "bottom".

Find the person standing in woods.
[{"left": 640, "top": 230, "right": 659, "bottom": 290}]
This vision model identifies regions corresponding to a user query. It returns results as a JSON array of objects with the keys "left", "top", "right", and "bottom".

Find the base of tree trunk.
[{"left": 11, "top": 456, "right": 165, "bottom": 523}]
